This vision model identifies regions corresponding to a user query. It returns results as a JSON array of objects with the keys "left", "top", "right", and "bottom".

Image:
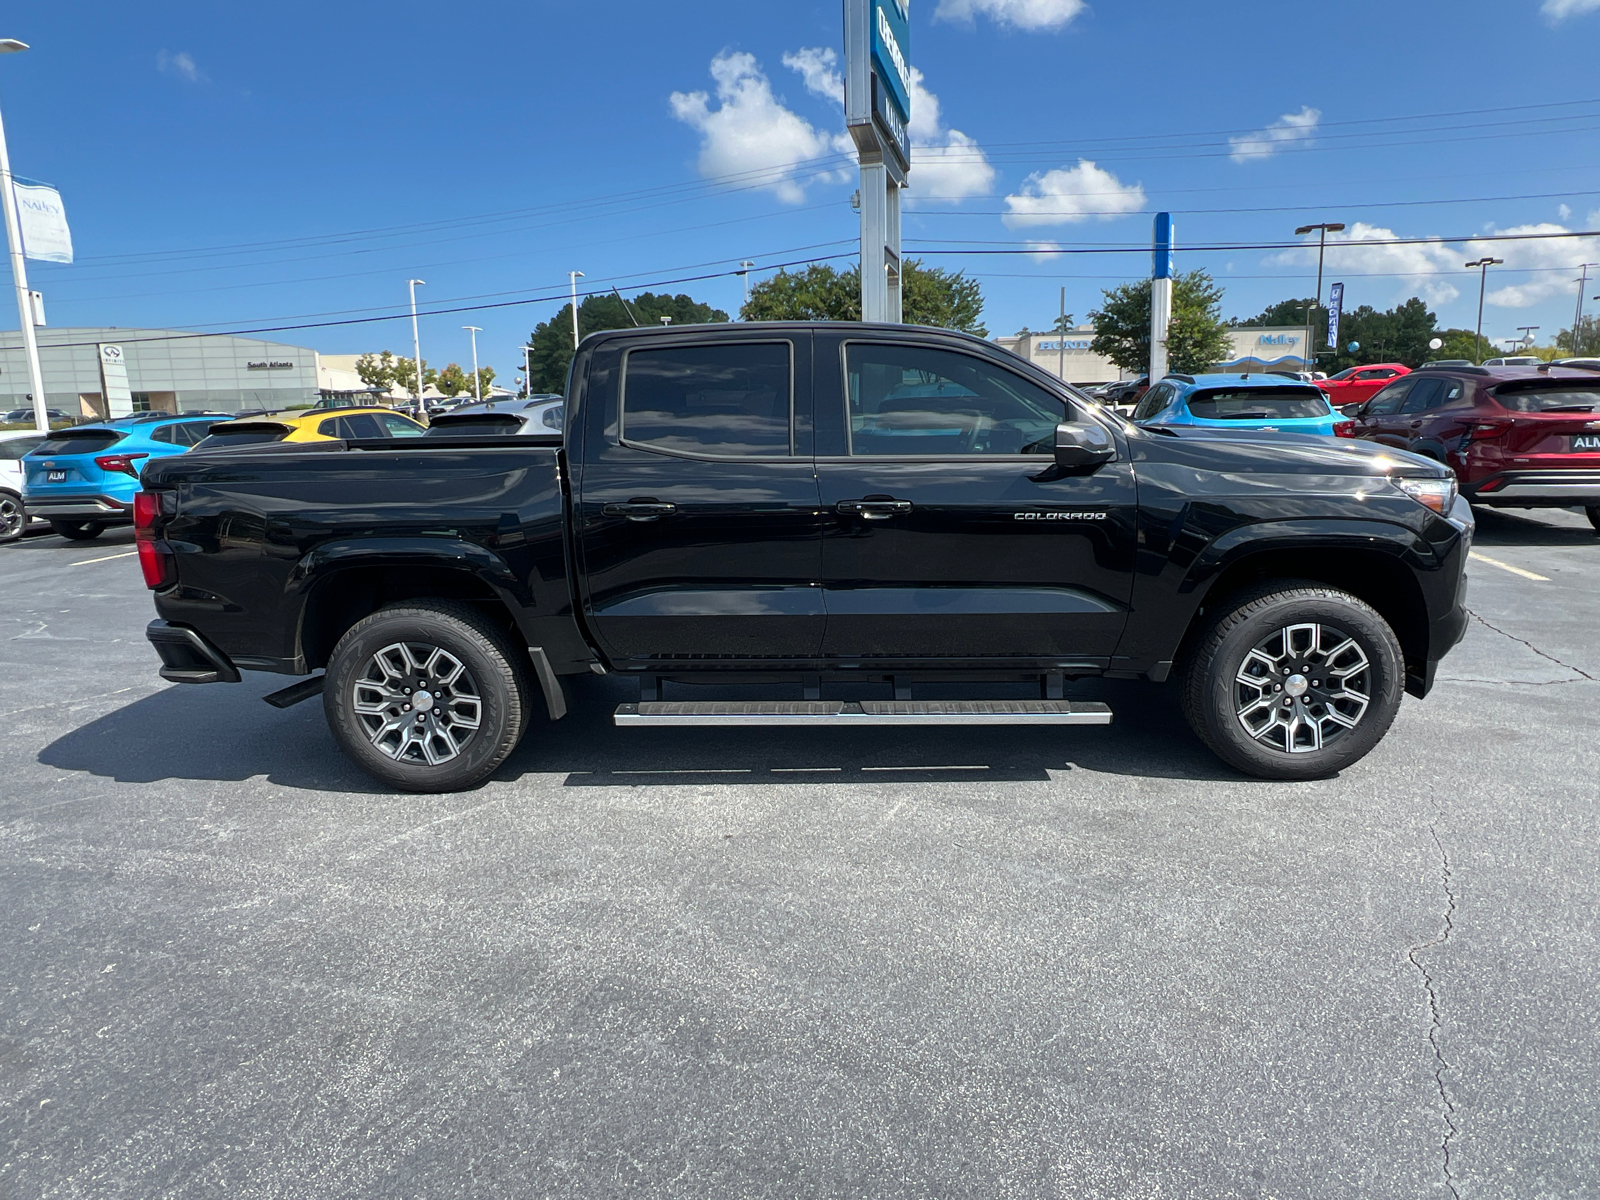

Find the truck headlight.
[{"left": 1392, "top": 476, "right": 1458, "bottom": 515}]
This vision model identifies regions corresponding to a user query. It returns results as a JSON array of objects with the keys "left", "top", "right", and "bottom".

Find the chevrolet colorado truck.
[{"left": 137, "top": 323, "right": 1472, "bottom": 792}]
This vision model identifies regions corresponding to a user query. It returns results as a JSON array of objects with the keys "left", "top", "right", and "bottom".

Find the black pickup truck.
[{"left": 138, "top": 322, "right": 1472, "bottom": 792}]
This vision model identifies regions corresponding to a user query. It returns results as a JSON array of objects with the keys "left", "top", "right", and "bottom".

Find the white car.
[
  {"left": 0, "top": 429, "right": 50, "bottom": 542},
  {"left": 425, "top": 395, "right": 566, "bottom": 436}
]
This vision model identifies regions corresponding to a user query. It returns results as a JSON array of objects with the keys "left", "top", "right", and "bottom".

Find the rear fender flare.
[{"left": 286, "top": 537, "right": 528, "bottom": 604}]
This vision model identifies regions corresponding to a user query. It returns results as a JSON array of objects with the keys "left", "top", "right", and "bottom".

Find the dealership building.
[
  {"left": 996, "top": 324, "right": 1314, "bottom": 383},
  {"left": 0, "top": 327, "right": 328, "bottom": 418}
]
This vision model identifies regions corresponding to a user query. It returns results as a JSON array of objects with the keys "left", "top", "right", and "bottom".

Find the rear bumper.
[
  {"left": 1464, "top": 469, "right": 1600, "bottom": 505},
  {"left": 147, "top": 620, "right": 241, "bottom": 684},
  {"left": 23, "top": 493, "right": 134, "bottom": 522}
]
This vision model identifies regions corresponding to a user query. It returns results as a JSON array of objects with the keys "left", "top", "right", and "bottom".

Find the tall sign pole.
[
  {"left": 0, "top": 41, "right": 51, "bottom": 434},
  {"left": 1149, "top": 212, "right": 1174, "bottom": 381},
  {"left": 845, "top": 0, "right": 910, "bottom": 323}
]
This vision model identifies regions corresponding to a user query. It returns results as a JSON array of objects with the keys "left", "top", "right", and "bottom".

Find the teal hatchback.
[{"left": 1132, "top": 373, "right": 1342, "bottom": 436}]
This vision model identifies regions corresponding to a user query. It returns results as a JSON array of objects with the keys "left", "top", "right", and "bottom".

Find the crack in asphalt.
[
  {"left": 1466, "top": 609, "right": 1597, "bottom": 681},
  {"left": 1408, "top": 822, "right": 1461, "bottom": 1200}
]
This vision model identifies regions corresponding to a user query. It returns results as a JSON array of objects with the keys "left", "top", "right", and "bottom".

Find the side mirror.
[
  {"left": 1054, "top": 421, "right": 1116, "bottom": 471},
  {"left": 1339, "top": 403, "right": 1364, "bottom": 419}
]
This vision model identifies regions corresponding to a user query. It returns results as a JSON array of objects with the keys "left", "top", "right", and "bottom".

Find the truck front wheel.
[
  {"left": 1181, "top": 583, "right": 1404, "bottom": 781},
  {"left": 323, "top": 600, "right": 532, "bottom": 793}
]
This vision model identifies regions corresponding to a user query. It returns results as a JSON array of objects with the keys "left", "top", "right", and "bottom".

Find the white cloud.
[
  {"left": 782, "top": 47, "right": 843, "bottom": 106},
  {"left": 1559, "top": 203, "right": 1573, "bottom": 221},
  {"left": 935, "top": 0, "right": 1088, "bottom": 30},
  {"left": 1267, "top": 219, "right": 1600, "bottom": 311},
  {"left": 670, "top": 52, "right": 845, "bottom": 204},
  {"left": 903, "top": 69, "right": 995, "bottom": 203},
  {"left": 1543, "top": 0, "right": 1600, "bottom": 19},
  {"left": 1002, "top": 160, "right": 1146, "bottom": 227},
  {"left": 1229, "top": 106, "right": 1320, "bottom": 163},
  {"left": 156, "top": 50, "right": 204, "bottom": 83}
]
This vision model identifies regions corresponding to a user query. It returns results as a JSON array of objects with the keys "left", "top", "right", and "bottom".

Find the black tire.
[
  {"left": 1181, "top": 582, "right": 1405, "bottom": 781},
  {"left": 323, "top": 600, "right": 531, "bottom": 793},
  {"left": 1586, "top": 505, "right": 1600, "bottom": 534},
  {"left": 0, "top": 491, "right": 24, "bottom": 543},
  {"left": 49, "top": 519, "right": 103, "bottom": 541}
]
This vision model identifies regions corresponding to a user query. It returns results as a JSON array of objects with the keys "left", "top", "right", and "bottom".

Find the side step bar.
[{"left": 614, "top": 700, "right": 1112, "bottom": 727}]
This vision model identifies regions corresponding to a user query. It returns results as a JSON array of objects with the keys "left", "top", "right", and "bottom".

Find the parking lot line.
[
  {"left": 67, "top": 550, "right": 138, "bottom": 565},
  {"left": 1469, "top": 551, "right": 1550, "bottom": 582}
]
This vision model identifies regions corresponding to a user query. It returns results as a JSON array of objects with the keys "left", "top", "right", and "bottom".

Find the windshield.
[
  {"left": 1493, "top": 385, "right": 1600, "bottom": 414},
  {"left": 1187, "top": 387, "right": 1331, "bottom": 420},
  {"left": 194, "top": 426, "right": 291, "bottom": 450}
]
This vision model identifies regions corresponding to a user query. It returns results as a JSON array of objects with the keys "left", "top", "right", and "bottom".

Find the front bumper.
[
  {"left": 1464, "top": 469, "right": 1600, "bottom": 506},
  {"left": 147, "top": 620, "right": 241, "bottom": 685},
  {"left": 23, "top": 493, "right": 134, "bottom": 522}
]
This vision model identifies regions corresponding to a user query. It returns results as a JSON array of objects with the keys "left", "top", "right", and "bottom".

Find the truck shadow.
[{"left": 37, "top": 675, "right": 1244, "bottom": 791}]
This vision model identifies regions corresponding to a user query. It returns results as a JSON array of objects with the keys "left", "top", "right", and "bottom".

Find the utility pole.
[
  {"left": 463, "top": 325, "right": 482, "bottom": 402},
  {"left": 1572, "top": 264, "right": 1595, "bottom": 356},
  {"left": 1295, "top": 222, "right": 1345, "bottom": 370},
  {"left": 569, "top": 271, "right": 584, "bottom": 350},
  {"left": 1058, "top": 287, "right": 1068, "bottom": 382},
  {"left": 0, "top": 39, "right": 50, "bottom": 434},
  {"left": 1466, "top": 258, "right": 1502, "bottom": 363},
  {"left": 407, "top": 278, "right": 426, "bottom": 414}
]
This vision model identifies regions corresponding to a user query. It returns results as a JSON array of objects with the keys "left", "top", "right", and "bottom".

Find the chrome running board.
[{"left": 613, "top": 699, "right": 1112, "bottom": 727}]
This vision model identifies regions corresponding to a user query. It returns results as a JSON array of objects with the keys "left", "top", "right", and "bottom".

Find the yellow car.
[{"left": 195, "top": 406, "right": 426, "bottom": 449}]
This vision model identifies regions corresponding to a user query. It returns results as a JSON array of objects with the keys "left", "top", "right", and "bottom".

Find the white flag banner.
[{"left": 14, "top": 181, "right": 73, "bottom": 264}]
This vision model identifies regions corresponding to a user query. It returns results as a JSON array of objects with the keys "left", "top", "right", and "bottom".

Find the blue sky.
[{"left": 4, "top": 0, "right": 1600, "bottom": 379}]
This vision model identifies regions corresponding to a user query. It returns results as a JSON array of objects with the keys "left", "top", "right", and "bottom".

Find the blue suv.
[
  {"left": 1131, "top": 373, "right": 1342, "bottom": 436},
  {"left": 22, "top": 414, "right": 220, "bottom": 540}
]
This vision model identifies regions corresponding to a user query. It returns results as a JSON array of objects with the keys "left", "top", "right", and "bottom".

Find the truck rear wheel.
[
  {"left": 1180, "top": 583, "right": 1404, "bottom": 781},
  {"left": 323, "top": 600, "right": 531, "bottom": 793}
]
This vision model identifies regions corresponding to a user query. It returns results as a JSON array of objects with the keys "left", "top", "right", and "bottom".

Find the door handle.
[
  {"left": 603, "top": 500, "right": 677, "bottom": 522},
  {"left": 837, "top": 498, "right": 912, "bottom": 520}
]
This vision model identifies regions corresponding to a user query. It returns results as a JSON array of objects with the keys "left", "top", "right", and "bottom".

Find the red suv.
[{"left": 1336, "top": 364, "right": 1600, "bottom": 531}]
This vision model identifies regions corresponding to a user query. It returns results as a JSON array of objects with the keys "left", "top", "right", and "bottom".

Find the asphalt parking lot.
[{"left": 2, "top": 509, "right": 1597, "bottom": 1200}]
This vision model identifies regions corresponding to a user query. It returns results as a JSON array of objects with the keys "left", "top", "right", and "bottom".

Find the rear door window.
[
  {"left": 623, "top": 342, "right": 793, "bottom": 456},
  {"left": 1132, "top": 383, "right": 1173, "bottom": 421},
  {"left": 1399, "top": 379, "right": 1446, "bottom": 414},
  {"left": 340, "top": 414, "right": 385, "bottom": 439}
]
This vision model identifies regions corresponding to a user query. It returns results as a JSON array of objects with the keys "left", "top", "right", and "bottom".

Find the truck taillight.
[
  {"left": 95, "top": 452, "right": 150, "bottom": 477},
  {"left": 134, "top": 491, "right": 174, "bottom": 588}
]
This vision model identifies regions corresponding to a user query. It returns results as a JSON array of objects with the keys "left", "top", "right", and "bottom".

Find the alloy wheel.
[
  {"left": 0, "top": 495, "right": 22, "bottom": 540},
  {"left": 1234, "top": 622, "right": 1372, "bottom": 753},
  {"left": 352, "top": 641, "right": 483, "bottom": 765}
]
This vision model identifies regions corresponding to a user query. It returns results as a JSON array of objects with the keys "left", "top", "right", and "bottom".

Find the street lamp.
[
  {"left": 520, "top": 344, "right": 533, "bottom": 398},
  {"left": 1572, "top": 264, "right": 1598, "bottom": 357},
  {"left": 1295, "top": 222, "right": 1345, "bottom": 366},
  {"left": 568, "top": 271, "right": 584, "bottom": 350},
  {"left": 1466, "top": 258, "right": 1502, "bottom": 363},
  {"left": 462, "top": 325, "right": 482, "bottom": 402},
  {"left": 1516, "top": 326, "right": 1539, "bottom": 354},
  {"left": 407, "top": 279, "right": 426, "bottom": 412},
  {"left": 737, "top": 260, "right": 756, "bottom": 313},
  {"left": 0, "top": 38, "right": 50, "bottom": 434}
]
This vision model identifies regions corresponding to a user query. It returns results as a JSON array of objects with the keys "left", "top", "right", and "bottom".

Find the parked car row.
[{"left": 1125, "top": 364, "right": 1600, "bottom": 533}]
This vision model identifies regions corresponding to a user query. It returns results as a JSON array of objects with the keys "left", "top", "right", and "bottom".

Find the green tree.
[
  {"left": 1557, "top": 316, "right": 1600, "bottom": 357},
  {"left": 1323, "top": 298, "right": 1438, "bottom": 371},
  {"left": 527, "top": 290, "right": 730, "bottom": 393},
  {"left": 355, "top": 351, "right": 398, "bottom": 391},
  {"left": 436, "top": 363, "right": 469, "bottom": 398},
  {"left": 470, "top": 365, "right": 496, "bottom": 397},
  {"left": 1089, "top": 270, "right": 1232, "bottom": 375},
  {"left": 1434, "top": 328, "right": 1489, "bottom": 361},
  {"left": 390, "top": 356, "right": 438, "bottom": 399},
  {"left": 740, "top": 259, "right": 987, "bottom": 336},
  {"left": 1229, "top": 297, "right": 1320, "bottom": 330}
]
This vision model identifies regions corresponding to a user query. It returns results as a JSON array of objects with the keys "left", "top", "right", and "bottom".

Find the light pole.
[
  {"left": 1295, "top": 222, "right": 1345, "bottom": 368},
  {"left": 1572, "top": 264, "right": 1596, "bottom": 357},
  {"left": 521, "top": 344, "right": 532, "bottom": 398},
  {"left": 463, "top": 325, "right": 482, "bottom": 402},
  {"left": 0, "top": 39, "right": 49, "bottom": 434},
  {"left": 1516, "top": 326, "right": 1539, "bottom": 354},
  {"left": 407, "top": 278, "right": 426, "bottom": 413},
  {"left": 738, "top": 260, "right": 756, "bottom": 313},
  {"left": 1466, "top": 257, "right": 1502, "bottom": 364},
  {"left": 568, "top": 271, "right": 584, "bottom": 350}
]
